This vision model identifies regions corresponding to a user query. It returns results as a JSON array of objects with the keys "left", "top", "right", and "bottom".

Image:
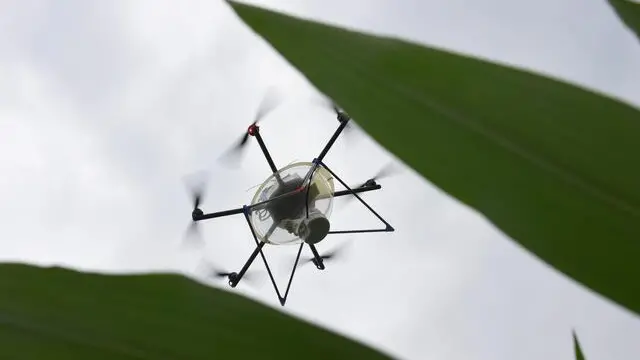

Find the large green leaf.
[
  {"left": 228, "top": 2, "right": 640, "bottom": 315},
  {"left": 573, "top": 331, "right": 586, "bottom": 360},
  {"left": 0, "top": 263, "right": 392, "bottom": 359},
  {"left": 608, "top": 0, "right": 640, "bottom": 42}
]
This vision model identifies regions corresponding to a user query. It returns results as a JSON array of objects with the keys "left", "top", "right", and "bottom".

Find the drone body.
[
  {"left": 250, "top": 162, "right": 335, "bottom": 246},
  {"left": 187, "top": 97, "right": 395, "bottom": 306}
]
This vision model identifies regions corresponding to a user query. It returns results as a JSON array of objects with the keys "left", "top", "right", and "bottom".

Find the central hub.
[
  {"left": 264, "top": 174, "right": 331, "bottom": 244},
  {"left": 248, "top": 161, "right": 335, "bottom": 245},
  {"left": 265, "top": 176, "right": 306, "bottom": 222}
]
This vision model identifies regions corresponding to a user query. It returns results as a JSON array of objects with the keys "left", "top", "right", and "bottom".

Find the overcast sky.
[{"left": 1, "top": 0, "right": 640, "bottom": 359}]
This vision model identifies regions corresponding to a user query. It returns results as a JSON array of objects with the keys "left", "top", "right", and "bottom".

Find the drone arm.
[
  {"left": 307, "top": 244, "right": 326, "bottom": 270},
  {"left": 253, "top": 130, "right": 279, "bottom": 174},
  {"left": 241, "top": 212, "right": 304, "bottom": 306},
  {"left": 249, "top": 126, "right": 285, "bottom": 186},
  {"left": 316, "top": 117, "right": 350, "bottom": 163},
  {"left": 195, "top": 207, "right": 244, "bottom": 221},
  {"left": 295, "top": 117, "right": 351, "bottom": 191},
  {"left": 331, "top": 184, "right": 381, "bottom": 198},
  {"left": 229, "top": 240, "right": 266, "bottom": 287},
  {"left": 328, "top": 228, "right": 393, "bottom": 234}
]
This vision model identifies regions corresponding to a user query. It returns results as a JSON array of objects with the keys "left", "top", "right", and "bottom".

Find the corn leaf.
[
  {"left": 0, "top": 263, "right": 392, "bottom": 359},
  {"left": 573, "top": 331, "right": 586, "bottom": 360},
  {"left": 608, "top": 0, "right": 640, "bottom": 43},
  {"left": 228, "top": 1, "right": 640, "bottom": 316}
]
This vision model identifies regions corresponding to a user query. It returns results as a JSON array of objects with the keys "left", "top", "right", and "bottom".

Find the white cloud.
[{"left": 0, "top": 61, "right": 142, "bottom": 268}]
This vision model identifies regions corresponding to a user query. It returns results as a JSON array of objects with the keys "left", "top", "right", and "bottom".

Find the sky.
[{"left": 1, "top": 0, "right": 640, "bottom": 359}]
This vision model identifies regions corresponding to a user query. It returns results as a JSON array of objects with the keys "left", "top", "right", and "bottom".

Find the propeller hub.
[
  {"left": 363, "top": 179, "right": 377, "bottom": 187},
  {"left": 248, "top": 123, "right": 259, "bottom": 136},
  {"left": 192, "top": 208, "right": 204, "bottom": 221},
  {"left": 311, "top": 258, "right": 325, "bottom": 270},
  {"left": 337, "top": 112, "right": 350, "bottom": 123},
  {"left": 228, "top": 272, "right": 239, "bottom": 287}
]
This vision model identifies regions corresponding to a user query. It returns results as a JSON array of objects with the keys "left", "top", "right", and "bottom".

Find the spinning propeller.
[
  {"left": 312, "top": 96, "right": 357, "bottom": 137},
  {"left": 218, "top": 88, "right": 284, "bottom": 168},
  {"left": 183, "top": 171, "right": 210, "bottom": 248},
  {"left": 337, "top": 162, "right": 401, "bottom": 208},
  {"left": 300, "top": 241, "right": 351, "bottom": 269},
  {"left": 199, "top": 259, "right": 262, "bottom": 287},
  {"left": 358, "top": 162, "right": 401, "bottom": 188}
]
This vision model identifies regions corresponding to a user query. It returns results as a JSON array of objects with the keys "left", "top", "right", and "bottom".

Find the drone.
[{"left": 185, "top": 92, "right": 395, "bottom": 306}]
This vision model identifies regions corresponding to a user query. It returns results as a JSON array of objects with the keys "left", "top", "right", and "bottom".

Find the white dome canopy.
[{"left": 249, "top": 162, "right": 335, "bottom": 245}]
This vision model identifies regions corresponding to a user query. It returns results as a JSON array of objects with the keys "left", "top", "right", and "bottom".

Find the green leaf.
[
  {"left": 0, "top": 263, "right": 392, "bottom": 359},
  {"left": 608, "top": 0, "right": 640, "bottom": 43},
  {"left": 227, "top": 2, "right": 640, "bottom": 315},
  {"left": 573, "top": 331, "right": 586, "bottom": 360}
]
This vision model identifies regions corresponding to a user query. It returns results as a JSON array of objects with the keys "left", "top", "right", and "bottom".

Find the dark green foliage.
[
  {"left": 0, "top": 263, "right": 392, "bottom": 359},
  {"left": 573, "top": 331, "right": 586, "bottom": 360},
  {"left": 608, "top": 0, "right": 640, "bottom": 43}
]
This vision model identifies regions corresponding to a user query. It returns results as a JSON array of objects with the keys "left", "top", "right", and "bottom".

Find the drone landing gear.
[
  {"left": 240, "top": 209, "right": 306, "bottom": 306},
  {"left": 222, "top": 209, "right": 334, "bottom": 305}
]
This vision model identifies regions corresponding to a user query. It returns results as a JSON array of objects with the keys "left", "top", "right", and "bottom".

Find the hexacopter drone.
[{"left": 186, "top": 93, "right": 395, "bottom": 306}]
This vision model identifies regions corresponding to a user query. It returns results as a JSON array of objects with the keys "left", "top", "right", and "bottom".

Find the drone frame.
[{"left": 192, "top": 113, "right": 394, "bottom": 306}]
